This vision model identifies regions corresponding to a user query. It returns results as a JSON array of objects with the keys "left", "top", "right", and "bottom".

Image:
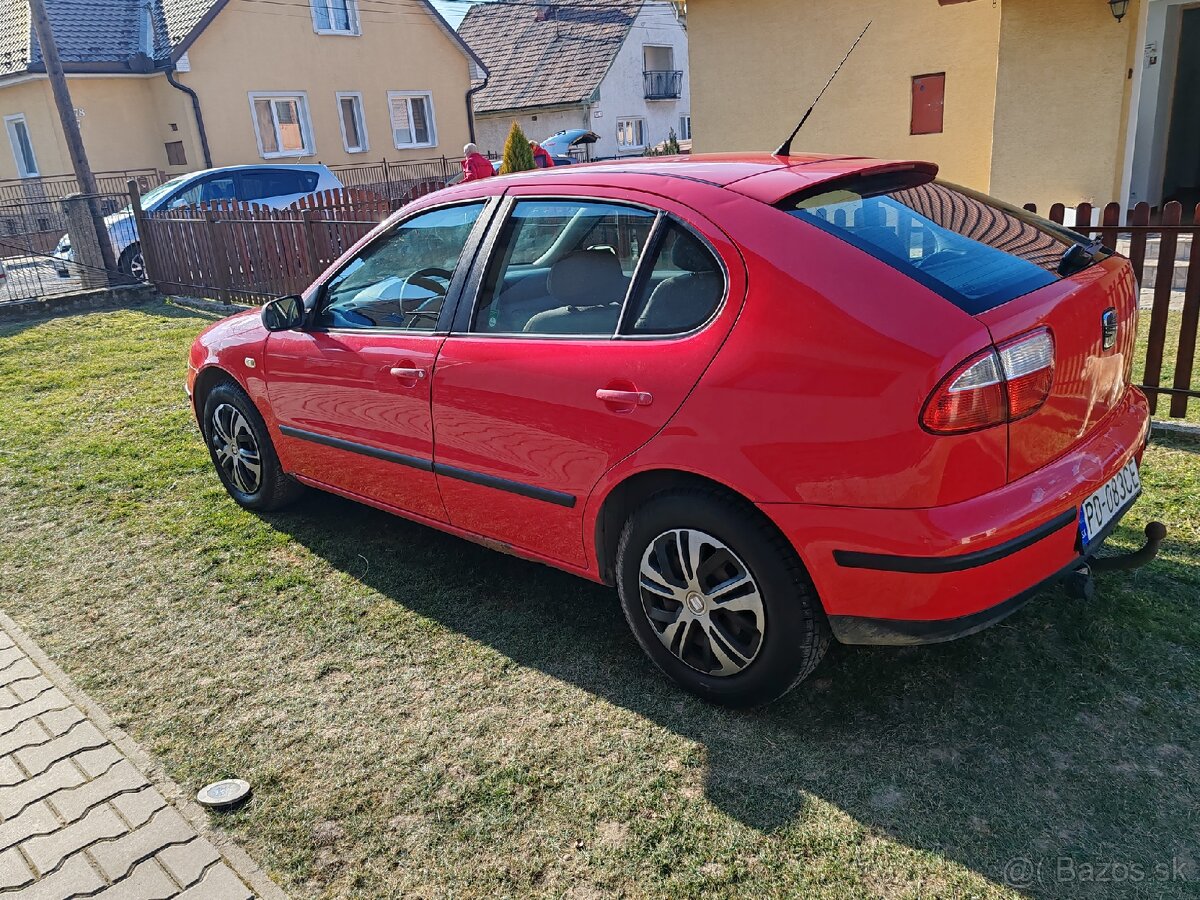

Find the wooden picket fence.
[
  {"left": 1025, "top": 200, "right": 1199, "bottom": 419},
  {"left": 136, "top": 187, "right": 393, "bottom": 305}
]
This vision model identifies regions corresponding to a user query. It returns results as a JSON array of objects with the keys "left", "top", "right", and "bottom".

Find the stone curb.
[
  {"left": 0, "top": 612, "right": 289, "bottom": 900},
  {"left": 0, "top": 285, "right": 157, "bottom": 322},
  {"left": 1152, "top": 419, "right": 1200, "bottom": 446}
]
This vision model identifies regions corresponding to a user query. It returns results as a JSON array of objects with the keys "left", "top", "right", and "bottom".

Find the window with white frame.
[
  {"left": 679, "top": 115, "right": 692, "bottom": 141},
  {"left": 311, "top": 0, "right": 359, "bottom": 34},
  {"left": 337, "top": 92, "right": 368, "bottom": 153},
  {"left": 616, "top": 117, "right": 646, "bottom": 151},
  {"left": 388, "top": 92, "right": 437, "bottom": 149},
  {"left": 249, "top": 93, "right": 314, "bottom": 158},
  {"left": 4, "top": 114, "right": 39, "bottom": 178}
]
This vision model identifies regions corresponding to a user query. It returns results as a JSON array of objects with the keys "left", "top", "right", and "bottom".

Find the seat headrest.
[
  {"left": 671, "top": 233, "right": 717, "bottom": 274},
  {"left": 548, "top": 249, "right": 628, "bottom": 307}
]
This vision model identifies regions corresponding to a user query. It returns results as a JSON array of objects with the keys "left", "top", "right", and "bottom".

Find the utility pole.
[{"left": 28, "top": 0, "right": 118, "bottom": 274}]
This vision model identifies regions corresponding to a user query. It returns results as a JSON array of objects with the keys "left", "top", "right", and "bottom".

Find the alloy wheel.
[
  {"left": 130, "top": 251, "right": 146, "bottom": 282},
  {"left": 209, "top": 403, "right": 262, "bottom": 495},
  {"left": 638, "top": 529, "right": 766, "bottom": 677}
]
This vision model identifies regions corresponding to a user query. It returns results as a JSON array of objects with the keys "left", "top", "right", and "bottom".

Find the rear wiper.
[{"left": 1058, "top": 238, "right": 1110, "bottom": 277}]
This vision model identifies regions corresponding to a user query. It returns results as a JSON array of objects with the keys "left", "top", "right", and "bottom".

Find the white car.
[{"left": 54, "top": 164, "right": 342, "bottom": 280}]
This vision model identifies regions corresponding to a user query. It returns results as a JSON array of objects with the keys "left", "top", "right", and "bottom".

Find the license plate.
[{"left": 1079, "top": 459, "right": 1141, "bottom": 548}]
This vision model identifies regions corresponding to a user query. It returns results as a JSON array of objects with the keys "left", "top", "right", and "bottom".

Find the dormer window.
[{"left": 311, "top": 0, "right": 360, "bottom": 35}]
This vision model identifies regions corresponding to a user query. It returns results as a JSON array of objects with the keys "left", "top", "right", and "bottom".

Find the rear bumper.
[{"left": 758, "top": 387, "right": 1151, "bottom": 645}]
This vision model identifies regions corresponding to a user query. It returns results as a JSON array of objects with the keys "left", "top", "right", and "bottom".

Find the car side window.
[
  {"left": 239, "top": 169, "right": 319, "bottom": 203},
  {"left": 621, "top": 221, "right": 726, "bottom": 336},
  {"left": 315, "top": 203, "right": 485, "bottom": 331},
  {"left": 471, "top": 200, "right": 656, "bottom": 336},
  {"left": 168, "top": 175, "right": 237, "bottom": 208}
]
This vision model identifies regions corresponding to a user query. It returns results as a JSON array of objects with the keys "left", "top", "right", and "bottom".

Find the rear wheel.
[
  {"left": 615, "top": 489, "right": 830, "bottom": 707},
  {"left": 117, "top": 243, "right": 145, "bottom": 281},
  {"left": 201, "top": 381, "right": 303, "bottom": 511}
]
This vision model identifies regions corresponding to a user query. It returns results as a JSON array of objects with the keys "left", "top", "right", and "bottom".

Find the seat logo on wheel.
[{"left": 638, "top": 529, "right": 765, "bottom": 678}]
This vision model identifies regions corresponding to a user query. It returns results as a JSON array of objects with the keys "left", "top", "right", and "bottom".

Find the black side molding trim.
[
  {"left": 277, "top": 425, "right": 576, "bottom": 508},
  {"left": 278, "top": 425, "right": 433, "bottom": 472},
  {"left": 833, "top": 508, "right": 1078, "bottom": 573},
  {"left": 433, "top": 463, "right": 577, "bottom": 509}
]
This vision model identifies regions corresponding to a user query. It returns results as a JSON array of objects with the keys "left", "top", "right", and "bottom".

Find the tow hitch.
[{"left": 1063, "top": 521, "right": 1168, "bottom": 600}]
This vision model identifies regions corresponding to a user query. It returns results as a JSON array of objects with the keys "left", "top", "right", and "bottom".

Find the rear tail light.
[{"left": 922, "top": 328, "right": 1055, "bottom": 434}]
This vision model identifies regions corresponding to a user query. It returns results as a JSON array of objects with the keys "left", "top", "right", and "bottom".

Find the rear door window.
[
  {"left": 238, "top": 168, "right": 320, "bottom": 203},
  {"left": 780, "top": 175, "right": 1106, "bottom": 313}
]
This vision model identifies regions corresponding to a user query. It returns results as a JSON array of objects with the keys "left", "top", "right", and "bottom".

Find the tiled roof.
[
  {"left": 459, "top": 0, "right": 642, "bottom": 115},
  {"left": 0, "top": 0, "right": 177, "bottom": 78}
]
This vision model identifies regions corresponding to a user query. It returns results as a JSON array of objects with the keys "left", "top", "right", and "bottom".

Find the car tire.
[
  {"left": 201, "top": 381, "right": 304, "bottom": 512},
  {"left": 117, "top": 243, "right": 145, "bottom": 282},
  {"left": 615, "top": 489, "right": 830, "bottom": 708}
]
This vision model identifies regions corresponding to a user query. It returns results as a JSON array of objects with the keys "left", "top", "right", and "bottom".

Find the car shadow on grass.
[{"left": 265, "top": 490, "right": 1200, "bottom": 897}]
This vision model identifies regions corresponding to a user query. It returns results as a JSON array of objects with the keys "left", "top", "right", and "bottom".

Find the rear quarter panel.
[{"left": 596, "top": 200, "right": 1007, "bottom": 511}]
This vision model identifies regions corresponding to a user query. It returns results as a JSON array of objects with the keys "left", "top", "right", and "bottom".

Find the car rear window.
[{"left": 779, "top": 174, "right": 1102, "bottom": 313}]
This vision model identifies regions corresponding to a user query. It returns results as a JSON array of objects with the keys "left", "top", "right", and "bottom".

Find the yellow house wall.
[
  {"left": 989, "top": 0, "right": 1144, "bottom": 210},
  {"left": 687, "top": 0, "right": 1002, "bottom": 190},
  {"left": 178, "top": 3, "right": 475, "bottom": 168},
  {"left": 1, "top": 72, "right": 225, "bottom": 181}
]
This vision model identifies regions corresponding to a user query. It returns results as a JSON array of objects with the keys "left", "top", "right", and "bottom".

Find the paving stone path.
[{"left": 0, "top": 614, "right": 284, "bottom": 899}]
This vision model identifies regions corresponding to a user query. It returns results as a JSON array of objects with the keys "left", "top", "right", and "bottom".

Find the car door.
[
  {"left": 431, "top": 187, "right": 746, "bottom": 568},
  {"left": 265, "top": 200, "right": 494, "bottom": 522}
]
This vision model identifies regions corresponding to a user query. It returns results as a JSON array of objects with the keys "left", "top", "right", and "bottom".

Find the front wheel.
[
  {"left": 201, "top": 381, "right": 304, "bottom": 511},
  {"left": 615, "top": 490, "right": 830, "bottom": 707}
]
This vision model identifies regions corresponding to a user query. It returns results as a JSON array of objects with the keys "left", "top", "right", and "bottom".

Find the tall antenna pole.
[
  {"left": 28, "top": 0, "right": 118, "bottom": 273},
  {"left": 775, "top": 21, "right": 871, "bottom": 158}
]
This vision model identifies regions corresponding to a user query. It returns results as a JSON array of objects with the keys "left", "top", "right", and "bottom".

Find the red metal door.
[{"left": 430, "top": 186, "right": 746, "bottom": 568}]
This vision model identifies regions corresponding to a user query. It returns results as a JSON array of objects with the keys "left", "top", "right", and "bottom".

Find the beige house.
[
  {"left": 0, "top": 0, "right": 486, "bottom": 183},
  {"left": 688, "top": 0, "right": 1197, "bottom": 216}
]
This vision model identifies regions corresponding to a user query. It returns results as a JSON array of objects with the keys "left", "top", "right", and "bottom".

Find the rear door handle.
[
  {"left": 596, "top": 389, "right": 653, "bottom": 407},
  {"left": 390, "top": 367, "right": 427, "bottom": 380}
]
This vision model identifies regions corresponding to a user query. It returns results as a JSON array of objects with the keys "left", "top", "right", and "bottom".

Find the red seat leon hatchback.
[{"left": 189, "top": 154, "right": 1151, "bottom": 707}]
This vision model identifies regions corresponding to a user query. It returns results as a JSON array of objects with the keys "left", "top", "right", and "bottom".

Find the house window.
[
  {"left": 311, "top": 0, "right": 359, "bottom": 34},
  {"left": 678, "top": 115, "right": 692, "bottom": 140},
  {"left": 911, "top": 73, "right": 946, "bottom": 135},
  {"left": 337, "top": 92, "right": 368, "bottom": 153},
  {"left": 164, "top": 141, "right": 187, "bottom": 167},
  {"left": 388, "top": 92, "right": 437, "bottom": 149},
  {"left": 616, "top": 117, "right": 646, "bottom": 151},
  {"left": 250, "top": 93, "right": 315, "bottom": 158},
  {"left": 4, "top": 114, "right": 39, "bottom": 178}
]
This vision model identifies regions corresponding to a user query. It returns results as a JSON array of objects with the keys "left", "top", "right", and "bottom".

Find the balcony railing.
[{"left": 643, "top": 70, "right": 683, "bottom": 100}]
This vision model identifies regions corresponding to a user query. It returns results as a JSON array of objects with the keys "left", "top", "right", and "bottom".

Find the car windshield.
[
  {"left": 780, "top": 174, "right": 1103, "bottom": 313},
  {"left": 135, "top": 174, "right": 198, "bottom": 212}
]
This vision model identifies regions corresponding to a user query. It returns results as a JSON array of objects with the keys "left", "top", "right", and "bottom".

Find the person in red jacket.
[
  {"left": 530, "top": 141, "right": 556, "bottom": 168},
  {"left": 461, "top": 143, "right": 494, "bottom": 182}
]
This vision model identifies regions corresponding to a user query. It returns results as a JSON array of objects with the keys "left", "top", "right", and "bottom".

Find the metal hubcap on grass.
[
  {"left": 638, "top": 529, "right": 765, "bottom": 677},
  {"left": 209, "top": 403, "right": 262, "bottom": 495}
]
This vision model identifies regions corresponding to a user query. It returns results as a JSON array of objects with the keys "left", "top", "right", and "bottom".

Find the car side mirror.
[{"left": 262, "top": 295, "right": 305, "bottom": 332}]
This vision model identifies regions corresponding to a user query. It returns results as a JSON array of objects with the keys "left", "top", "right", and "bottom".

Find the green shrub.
[{"left": 500, "top": 122, "right": 536, "bottom": 174}]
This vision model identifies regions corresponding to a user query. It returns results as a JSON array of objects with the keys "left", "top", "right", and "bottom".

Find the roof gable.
[
  {"left": 459, "top": 0, "right": 642, "bottom": 115},
  {"left": 1, "top": 0, "right": 484, "bottom": 80}
]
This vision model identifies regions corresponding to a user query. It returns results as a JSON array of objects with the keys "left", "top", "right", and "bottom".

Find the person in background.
[
  {"left": 530, "top": 141, "right": 556, "bottom": 169},
  {"left": 462, "top": 143, "right": 495, "bottom": 182}
]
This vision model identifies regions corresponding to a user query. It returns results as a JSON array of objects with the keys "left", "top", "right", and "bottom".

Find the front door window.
[{"left": 318, "top": 203, "right": 485, "bottom": 330}]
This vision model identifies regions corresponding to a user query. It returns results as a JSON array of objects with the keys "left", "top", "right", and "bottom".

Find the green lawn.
[{"left": 1, "top": 304, "right": 1198, "bottom": 899}]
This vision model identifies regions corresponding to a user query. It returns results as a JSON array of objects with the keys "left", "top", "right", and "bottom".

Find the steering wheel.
[{"left": 392, "top": 266, "right": 454, "bottom": 328}]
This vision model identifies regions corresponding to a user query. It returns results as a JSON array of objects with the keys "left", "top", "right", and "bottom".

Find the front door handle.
[
  {"left": 596, "top": 388, "right": 653, "bottom": 407},
  {"left": 390, "top": 367, "right": 427, "bottom": 380}
]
